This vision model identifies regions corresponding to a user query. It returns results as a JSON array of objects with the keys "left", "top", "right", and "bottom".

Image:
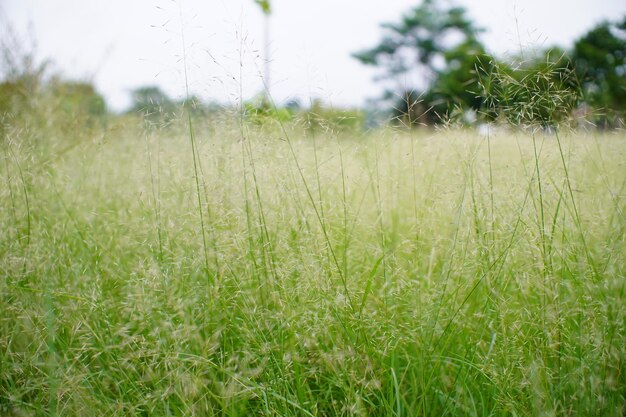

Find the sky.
[{"left": 2, "top": 0, "right": 625, "bottom": 112}]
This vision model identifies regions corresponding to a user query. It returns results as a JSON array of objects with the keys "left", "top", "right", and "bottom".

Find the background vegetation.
[{"left": 354, "top": 0, "right": 625, "bottom": 128}]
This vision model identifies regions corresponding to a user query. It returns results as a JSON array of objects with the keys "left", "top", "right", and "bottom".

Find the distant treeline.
[
  {"left": 353, "top": 0, "right": 626, "bottom": 129},
  {"left": 126, "top": 87, "right": 366, "bottom": 133},
  {"left": 1, "top": 2, "right": 624, "bottom": 132}
]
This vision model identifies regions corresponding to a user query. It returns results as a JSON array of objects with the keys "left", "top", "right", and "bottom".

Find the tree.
[
  {"left": 478, "top": 48, "right": 580, "bottom": 127},
  {"left": 423, "top": 41, "right": 492, "bottom": 123},
  {"left": 353, "top": 0, "right": 490, "bottom": 125},
  {"left": 0, "top": 25, "right": 110, "bottom": 136},
  {"left": 49, "top": 79, "right": 106, "bottom": 117},
  {"left": 129, "top": 86, "right": 176, "bottom": 123},
  {"left": 0, "top": 24, "right": 48, "bottom": 118},
  {"left": 572, "top": 16, "right": 626, "bottom": 126}
]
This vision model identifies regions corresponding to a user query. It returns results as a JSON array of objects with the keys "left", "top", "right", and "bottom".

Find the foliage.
[
  {"left": 243, "top": 98, "right": 364, "bottom": 132},
  {"left": 0, "top": 26, "right": 109, "bottom": 140},
  {"left": 253, "top": 0, "right": 271, "bottom": 15},
  {"left": 0, "top": 27, "right": 48, "bottom": 122},
  {"left": 353, "top": 0, "right": 482, "bottom": 81},
  {"left": 49, "top": 78, "right": 106, "bottom": 117},
  {"left": 128, "top": 86, "right": 177, "bottom": 123},
  {"left": 299, "top": 99, "right": 365, "bottom": 133},
  {"left": 353, "top": 0, "right": 491, "bottom": 125},
  {"left": 244, "top": 96, "right": 294, "bottom": 125},
  {"left": 0, "top": 76, "right": 106, "bottom": 126},
  {"left": 572, "top": 16, "right": 626, "bottom": 127},
  {"left": 181, "top": 95, "right": 224, "bottom": 119},
  {"left": 354, "top": 3, "right": 625, "bottom": 129},
  {"left": 0, "top": 78, "right": 38, "bottom": 120},
  {"left": 479, "top": 49, "right": 580, "bottom": 127}
]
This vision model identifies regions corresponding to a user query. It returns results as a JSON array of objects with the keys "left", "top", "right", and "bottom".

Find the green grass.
[{"left": 1, "top": 120, "right": 625, "bottom": 416}]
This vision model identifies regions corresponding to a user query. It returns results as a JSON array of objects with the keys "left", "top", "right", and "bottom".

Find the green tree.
[
  {"left": 0, "top": 23, "right": 108, "bottom": 137},
  {"left": 572, "top": 16, "right": 626, "bottom": 126},
  {"left": 0, "top": 25, "right": 48, "bottom": 119},
  {"left": 479, "top": 48, "right": 580, "bottom": 127},
  {"left": 49, "top": 79, "right": 106, "bottom": 117},
  {"left": 129, "top": 86, "right": 176, "bottom": 123},
  {"left": 44, "top": 78, "right": 108, "bottom": 132},
  {"left": 353, "top": 0, "right": 490, "bottom": 125}
]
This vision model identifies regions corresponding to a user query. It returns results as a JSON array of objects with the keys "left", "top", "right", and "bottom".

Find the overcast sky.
[{"left": 2, "top": 0, "right": 625, "bottom": 111}]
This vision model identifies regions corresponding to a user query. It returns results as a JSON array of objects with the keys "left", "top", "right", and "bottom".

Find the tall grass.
[{"left": 1, "top": 116, "right": 624, "bottom": 415}]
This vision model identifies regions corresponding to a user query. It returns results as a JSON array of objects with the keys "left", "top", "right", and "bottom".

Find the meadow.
[{"left": 1, "top": 116, "right": 624, "bottom": 416}]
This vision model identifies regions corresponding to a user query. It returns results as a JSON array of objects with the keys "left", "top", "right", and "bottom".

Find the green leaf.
[{"left": 253, "top": 0, "right": 271, "bottom": 14}]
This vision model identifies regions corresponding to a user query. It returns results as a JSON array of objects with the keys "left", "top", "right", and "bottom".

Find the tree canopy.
[
  {"left": 353, "top": 0, "right": 489, "bottom": 125},
  {"left": 355, "top": 1, "right": 625, "bottom": 128},
  {"left": 572, "top": 17, "right": 626, "bottom": 126},
  {"left": 353, "top": 0, "right": 481, "bottom": 81}
]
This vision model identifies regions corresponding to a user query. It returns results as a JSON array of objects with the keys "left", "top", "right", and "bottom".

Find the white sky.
[{"left": 2, "top": 0, "right": 625, "bottom": 112}]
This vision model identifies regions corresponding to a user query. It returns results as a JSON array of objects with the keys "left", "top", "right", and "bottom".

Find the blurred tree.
[
  {"left": 479, "top": 48, "right": 580, "bottom": 127},
  {"left": 300, "top": 99, "right": 364, "bottom": 133},
  {"left": 0, "top": 79, "right": 36, "bottom": 119},
  {"left": 129, "top": 86, "right": 176, "bottom": 123},
  {"left": 0, "top": 25, "right": 48, "bottom": 119},
  {"left": 45, "top": 78, "right": 108, "bottom": 131},
  {"left": 179, "top": 95, "right": 217, "bottom": 118},
  {"left": 572, "top": 16, "right": 626, "bottom": 127},
  {"left": 424, "top": 42, "right": 493, "bottom": 124},
  {"left": 353, "top": 0, "right": 490, "bottom": 125},
  {"left": 49, "top": 79, "right": 106, "bottom": 117},
  {"left": 244, "top": 93, "right": 293, "bottom": 125},
  {"left": 0, "top": 21, "right": 109, "bottom": 138}
]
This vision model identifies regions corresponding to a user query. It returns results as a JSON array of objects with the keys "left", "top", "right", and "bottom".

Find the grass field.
[{"left": 1, "top": 118, "right": 625, "bottom": 416}]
